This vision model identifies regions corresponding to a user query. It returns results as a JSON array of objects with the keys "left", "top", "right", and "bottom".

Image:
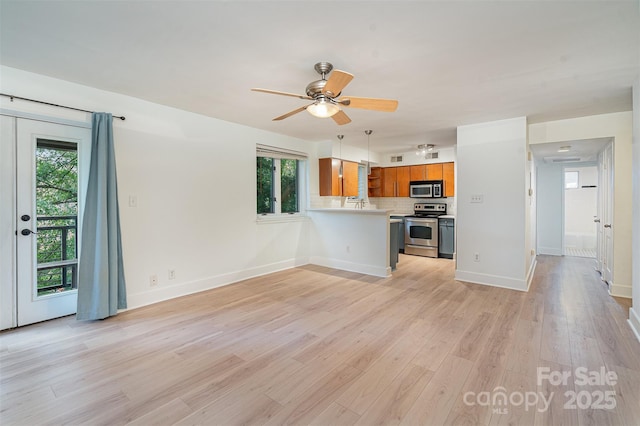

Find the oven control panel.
[{"left": 414, "top": 203, "right": 446, "bottom": 214}]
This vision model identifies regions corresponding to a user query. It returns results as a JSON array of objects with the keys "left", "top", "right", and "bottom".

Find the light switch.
[
  {"left": 470, "top": 194, "right": 483, "bottom": 203},
  {"left": 129, "top": 195, "right": 138, "bottom": 207}
]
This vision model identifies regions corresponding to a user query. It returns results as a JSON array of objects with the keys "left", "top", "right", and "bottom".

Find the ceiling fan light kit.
[
  {"left": 251, "top": 62, "right": 398, "bottom": 126},
  {"left": 307, "top": 98, "right": 340, "bottom": 118}
]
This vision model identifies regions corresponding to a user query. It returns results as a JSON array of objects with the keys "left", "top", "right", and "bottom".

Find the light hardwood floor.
[{"left": 1, "top": 255, "right": 639, "bottom": 425}]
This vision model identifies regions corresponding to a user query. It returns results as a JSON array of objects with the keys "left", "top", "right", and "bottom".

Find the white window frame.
[{"left": 256, "top": 144, "right": 307, "bottom": 223}]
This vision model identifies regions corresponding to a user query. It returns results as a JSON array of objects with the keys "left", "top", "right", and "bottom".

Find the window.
[
  {"left": 36, "top": 140, "right": 79, "bottom": 295},
  {"left": 357, "top": 163, "right": 367, "bottom": 199},
  {"left": 565, "top": 171, "right": 579, "bottom": 189},
  {"left": 256, "top": 144, "right": 306, "bottom": 216}
]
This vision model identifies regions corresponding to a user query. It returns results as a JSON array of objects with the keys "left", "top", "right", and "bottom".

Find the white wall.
[
  {"left": 536, "top": 162, "right": 563, "bottom": 255},
  {"left": 0, "top": 66, "right": 315, "bottom": 311},
  {"left": 455, "top": 117, "right": 532, "bottom": 291},
  {"left": 529, "top": 112, "right": 633, "bottom": 298},
  {"left": 377, "top": 146, "right": 456, "bottom": 167},
  {"left": 307, "top": 210, "right": 390, "bottom": 277},
  {"left": 630, "top": 78, "right": 640, "bottom": 340},
  {"left": 564, "top": 166, "right": 598, "bottom": 250}
]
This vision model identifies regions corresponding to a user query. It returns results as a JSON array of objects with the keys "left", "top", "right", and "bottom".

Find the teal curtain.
[{"left": 77, "top": 113, "right": 126, "bottom": 320}]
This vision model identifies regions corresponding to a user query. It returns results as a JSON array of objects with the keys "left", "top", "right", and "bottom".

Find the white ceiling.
[
  {"left": 1, "top": 1, "right": 638, "bottom": 153},
  {"left": 530, "top": 137, "right": 612, "bottom": 163}
]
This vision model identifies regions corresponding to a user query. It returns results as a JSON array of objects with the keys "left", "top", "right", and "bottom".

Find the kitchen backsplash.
[
  {"left": 309, "top": 195, "right": 456, "bottom": 215},
  {"left": 373, "top": 197, "right": 456, "bottom": 215}
]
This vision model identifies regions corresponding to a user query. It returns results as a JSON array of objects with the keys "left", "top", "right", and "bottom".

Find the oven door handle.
[{"left": 406, "top": 219, "right": 437, "bottom": 224}]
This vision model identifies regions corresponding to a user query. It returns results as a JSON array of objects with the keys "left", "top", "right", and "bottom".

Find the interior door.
[
  {"left": 15, "top": 118, "right": 90, "bottom": 326},
  {"left": 598, "top": 142, "right": 614, "bottom": 284}
]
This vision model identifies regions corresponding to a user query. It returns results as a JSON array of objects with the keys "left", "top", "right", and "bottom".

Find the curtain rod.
[{"left": 0, "top": 93, "right": 125, "bottom": 121}]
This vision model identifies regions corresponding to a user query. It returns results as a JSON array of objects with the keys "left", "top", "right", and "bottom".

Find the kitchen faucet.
[{"left": 354, "top": 199, "right": 367, "bottom": 209}]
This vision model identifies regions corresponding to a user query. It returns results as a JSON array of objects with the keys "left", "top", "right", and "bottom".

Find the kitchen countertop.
[
  {"left": 440, "top": 215, "right": 456, "bottom": 219},
  {"left": 390, "top": 218, "right": 403, "bottom": 224},
  {"left": 307, "top": 208, "right": 395, "bottom": 215}
]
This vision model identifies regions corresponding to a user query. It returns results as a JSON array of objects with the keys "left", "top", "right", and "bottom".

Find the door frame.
[{"left": 0, "top": 111, "right": 90, "bottom": 330}]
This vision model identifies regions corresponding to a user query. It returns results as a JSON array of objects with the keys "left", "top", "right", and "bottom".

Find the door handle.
[
  {"left": 594, "top": 219, "right": 600, "bottom": 223},
  {"left": 20, "top": 229, "right": 38, "bottom": 236},
  {"left": 604, "top": 224, "right": 612, "bottom": 228}
]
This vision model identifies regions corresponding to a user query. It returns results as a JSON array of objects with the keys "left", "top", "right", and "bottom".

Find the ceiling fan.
[{"left": 251, "top": 62, "right": 398, "bottom": 126}]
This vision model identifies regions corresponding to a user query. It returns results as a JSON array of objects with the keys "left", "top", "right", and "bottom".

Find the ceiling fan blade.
[
  {"left": 252, "top": 88, "right": 312, "bottom": 100},
  {"left": 273, "top": 105, "right": 309, "bottom": 121},
  {"left": 340, "top": 96, "right": 398, "bottom": 112},
  {"left": 322, "top": 70, "right": 354, "bottom": 97},
  {"left": 331, "top": 110, "right": 352, "bottom": 126}
]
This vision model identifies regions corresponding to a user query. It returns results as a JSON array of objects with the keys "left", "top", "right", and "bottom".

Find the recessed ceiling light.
[{"left": 557, "top": 146, "right": 571, "bottom": 152}]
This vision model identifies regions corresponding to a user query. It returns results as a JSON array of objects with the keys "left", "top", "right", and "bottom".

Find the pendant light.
[
  {"left": 365, "top": 130, "right": 373, "bottom": 175},
  {"left": 337, "top": 134, "right": 344, "bottom": 178}
]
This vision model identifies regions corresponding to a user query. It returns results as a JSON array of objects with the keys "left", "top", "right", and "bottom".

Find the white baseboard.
[
  {"left": 126, "top": 257, "right": 309, "bottom": 310},
  {"left": 537, "top": 247, "right": 562, "bottom": 256},
  {"left": 608, "top": 282, "right": 632, "bottom": 299},
  {"left": 628, "top": 307, "right": 640, "bottom": 343},
  {"left": 454, "top": 270, "right": 528, "bottom": 292},
  {"left": 309, "top": 256, "right": 391, "bottom": 278}
]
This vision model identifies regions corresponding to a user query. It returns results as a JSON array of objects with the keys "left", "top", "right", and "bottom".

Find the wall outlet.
[
  {"left": 168, "top": 269, "right": 176, "bottom": 280},
  {"left": 346, "top": 245, "right": 350, "bottom": 253},
  {"left": 474, "top": 252, "right": 480, "bottom": 262},
  {"left": 150, "top": 274, "right": 158, "bottom": 286}
]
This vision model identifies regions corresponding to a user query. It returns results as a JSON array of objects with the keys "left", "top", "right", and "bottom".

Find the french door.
[{"left": 1, "top": 116, "right": 90, "bottom": 328}]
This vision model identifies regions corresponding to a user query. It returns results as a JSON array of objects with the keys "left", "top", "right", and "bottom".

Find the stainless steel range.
[{"left": 404, "top": 202, "right": 447, "bottom": 257}]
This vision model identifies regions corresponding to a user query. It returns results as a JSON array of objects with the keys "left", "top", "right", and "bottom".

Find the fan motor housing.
[{"left": 306, "top": 80, "right": 327, "bottom": 97}]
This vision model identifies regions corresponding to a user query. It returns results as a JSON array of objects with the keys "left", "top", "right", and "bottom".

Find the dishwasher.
[{"left": 438, "top": 217, "right": 455, "bottom": 259}]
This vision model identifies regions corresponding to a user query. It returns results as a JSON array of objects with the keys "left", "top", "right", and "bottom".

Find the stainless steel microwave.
[{"left": 409, "top": 180, "right": 443, "bottom": 198}]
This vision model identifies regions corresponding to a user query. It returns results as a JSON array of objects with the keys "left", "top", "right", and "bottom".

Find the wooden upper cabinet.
[
  {"left": 380, "top": 166, "right": 410, "bottom": 197},
  {"left": 319, "top": 158, "right": 341, "bottom": 196},
  {"left": 410, "top": 165, "right": 426, "bottom": 181},
  {"left": 319, "top": 158, "right": 359, "bottom": 196},
  {"left": 368, "top": 167, "right": 382, "bottom": 198},
  {"left": 426, "top": 163, "right": 443, "bottom": 180},
  {"left": 396, "top": 166, "right": 411, "bottom": 197},
  {"left": 342, "top": 160, "right": 359, "bottom": 197},
  {"left": 442, "top": 162, "right": 455, "bottom": 197},
  {"left": 382, "top": 167, "right": 397, "bottom": 197}
]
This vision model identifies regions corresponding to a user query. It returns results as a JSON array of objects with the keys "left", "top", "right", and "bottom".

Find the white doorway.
[
  {"left": 563, "top": 165, "right": 598, "bottom": 258},
  {"left": 0, "top": 116, "right": 90, "bottom": 329}
]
